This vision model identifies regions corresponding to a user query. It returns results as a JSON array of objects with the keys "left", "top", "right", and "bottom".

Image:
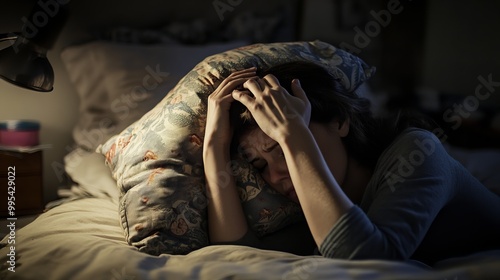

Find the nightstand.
[{"left": 0, "top": 150, "right": 44, "bottom": 217}]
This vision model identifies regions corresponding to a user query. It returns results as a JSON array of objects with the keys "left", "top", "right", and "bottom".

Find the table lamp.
[{"left": 0, "top": 1, "right": 68, "bottom": 92}]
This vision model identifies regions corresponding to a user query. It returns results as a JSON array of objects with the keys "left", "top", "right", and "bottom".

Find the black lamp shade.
[
  {"left": 0, "top": 1, "right": 69, "bottom": 92},
  {"left": 0, "top": 38, "right": 54, "bottom": 92}
]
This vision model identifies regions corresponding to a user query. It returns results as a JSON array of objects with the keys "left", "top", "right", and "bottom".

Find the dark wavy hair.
[{"left": 230, "top": 61, "right": 436, "bottom": 169}]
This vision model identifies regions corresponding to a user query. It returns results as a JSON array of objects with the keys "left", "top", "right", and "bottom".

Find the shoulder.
[
  {"left": 386, "top": 127, "right": 442, "bottom": 159},
  {"left": 376, "top": 127, "right": 449, "bottom": 172},
  {"left": 366, "top": 127, "right": 456, "bottom": 196}
]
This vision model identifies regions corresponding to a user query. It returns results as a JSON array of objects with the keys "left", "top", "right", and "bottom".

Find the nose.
[{"left": 263, "top": 157, "right": 289, "bottom": 187}]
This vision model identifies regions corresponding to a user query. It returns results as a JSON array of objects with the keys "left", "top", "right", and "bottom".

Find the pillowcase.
[
  {"left": 97, "top": 40, "right": 375, "bottom": 255},
  {"left": 60, "top": 40, "right": 248, "bottom": 151}
]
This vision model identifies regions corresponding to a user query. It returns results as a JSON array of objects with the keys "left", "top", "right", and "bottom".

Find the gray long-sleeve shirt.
[
  {"left": 319, "top": 128, "right": 500, "bottom": 265},
  {"left": 218, "top": 128, "right": 500, "bottom": 265}
]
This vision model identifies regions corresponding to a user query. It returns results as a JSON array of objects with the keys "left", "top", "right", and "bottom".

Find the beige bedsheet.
[
  {"left": 1, "top": 196, "right": 500, "bottom": 280},
  {"left": 1, "top": 150, "right": 500, "bottom": 279}
]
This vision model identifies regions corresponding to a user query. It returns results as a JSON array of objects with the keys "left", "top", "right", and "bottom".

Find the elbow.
[
  {"left": 319, "top": 230, "right": 409, "bottom": 261},
  {"left": 317, "top": 206, "right": 411, "bottom": 261}
]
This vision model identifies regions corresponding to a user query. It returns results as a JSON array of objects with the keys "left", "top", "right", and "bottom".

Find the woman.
[{"left": 202, "top": 62, "right": 500, "bottom": 265}]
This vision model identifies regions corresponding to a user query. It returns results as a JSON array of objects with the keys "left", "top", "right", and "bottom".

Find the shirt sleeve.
[{"left": 319, "top": 128, "right": 455, "bottom": 260}]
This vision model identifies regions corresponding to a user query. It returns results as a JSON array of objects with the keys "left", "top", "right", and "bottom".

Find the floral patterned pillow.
[{"left": 97, "top": 40, "right": 375, "bottom": 255}]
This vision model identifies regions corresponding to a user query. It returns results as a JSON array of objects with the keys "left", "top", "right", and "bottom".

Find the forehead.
[{"left": 237, "top": 127, "right": 273, "bottom": 155}]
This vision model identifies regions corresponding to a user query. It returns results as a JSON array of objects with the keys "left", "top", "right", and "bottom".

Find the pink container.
[{"left": 0, "top": 120, "right": 40, "bottom": 147}]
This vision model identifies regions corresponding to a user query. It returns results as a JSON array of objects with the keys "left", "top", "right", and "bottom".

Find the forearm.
[
  {"left": 203, "top": 140, "right": 248, "bottom": 243},
  {"left": 278, "top": 123, "right": 353, "bottom": 246}
]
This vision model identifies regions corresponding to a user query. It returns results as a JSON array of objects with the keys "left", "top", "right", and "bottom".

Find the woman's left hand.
[{"left": 232, "top": 74, "right": 311, "bottom": 143}]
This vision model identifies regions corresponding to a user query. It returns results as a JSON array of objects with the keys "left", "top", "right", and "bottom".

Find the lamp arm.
[{"left": 0, "top": 33, "right": 20, "bottom": 43}]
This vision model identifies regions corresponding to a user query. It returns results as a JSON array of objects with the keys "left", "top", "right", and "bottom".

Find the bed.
[
  {"left": 2, "top": 1, "right": 500, "bottom": 279},
  {"left": 2, "top": 147, "right": 500, "bottom": 280}
]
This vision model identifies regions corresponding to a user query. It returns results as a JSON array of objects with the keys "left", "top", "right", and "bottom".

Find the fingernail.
[{"left": 293, "top": 79, "right": 301, "bottom": 86}]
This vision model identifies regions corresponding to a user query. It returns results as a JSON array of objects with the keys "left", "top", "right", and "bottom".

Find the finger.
[
  {"left": 227, "top": 67, "right": 257, "bottom": 79},
  {"left": 222, "top": 72, "right": 256, "bottom": 87},
  {"left": 227, "top": 77, "right": 256, "bottom": 88},
  {"left": 262, "top": 74, "right": 282, "bottom": 90},
  {"left": 256, "top": 78, "right": 267, "bottom": 92},
  {"left": 219, "top": 92, "right": 235, "bottom": 104},
  {"left": 232, "top": 89, "right": 253, "bottom": 97},
  {"left": 242, "top": 78, "right": 265, "bottom": 95},
  {"left": 232, "top": 89, "right": 255, "bottom": 108},
  {"left": 217, "top": 68, "right": 257, "bottom": 91},
  {"left": 214, "top": 77, "right": 255, "bottom": 98},
  {"left": 235, "top": 66, "right": 257, "bottom": 73},
  {"left": 291, "top": 79, "right": 308, "bottom": 102}
]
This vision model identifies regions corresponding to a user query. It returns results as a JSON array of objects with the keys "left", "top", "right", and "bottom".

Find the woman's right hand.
[
  {"left": 232, "top": 75, "right": 311, "bottom": 144},
  {"left": 203, "top": 68, "right": 256, "bottom": 243},
  {"left": 204, "top": 67, "right": 257, "bottom": 147}
]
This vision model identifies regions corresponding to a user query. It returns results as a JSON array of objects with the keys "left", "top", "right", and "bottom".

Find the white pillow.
[{"left": 60, "top": 40, "right": 248, "bottom": 151}]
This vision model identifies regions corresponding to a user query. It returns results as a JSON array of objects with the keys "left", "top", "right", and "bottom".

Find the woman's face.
[
  {"left": 238, "top": 127, "right": 299, "bottom": 203},
  {"left": 237, "top": 121, "right": 349, "bottom": 204}
]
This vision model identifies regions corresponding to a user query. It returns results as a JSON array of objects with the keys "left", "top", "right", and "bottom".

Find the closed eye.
[
  {"left": 247, "top": 141, "right": 282, "bottom": 172},
  {"left": 250, "top": 158, "right": 267, "bottom": 172},
  {"left": 263, "top": 142, "right": 279, "bottom": 153}
]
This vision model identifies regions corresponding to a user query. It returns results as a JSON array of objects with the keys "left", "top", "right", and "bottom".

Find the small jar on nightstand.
[{"left": 0, "top": 150, "right": 44, "bottom": 217}]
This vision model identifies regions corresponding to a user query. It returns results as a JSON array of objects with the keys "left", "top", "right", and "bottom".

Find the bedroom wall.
[
  {"left": 299, "top": 0, "right": 425, "bottom": 91},
  {"left": 420, "top": 0, "right": 500, "bottom": 103},
  {"left": 302, "top": 0, "right": 500, "bottom": 105}
]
